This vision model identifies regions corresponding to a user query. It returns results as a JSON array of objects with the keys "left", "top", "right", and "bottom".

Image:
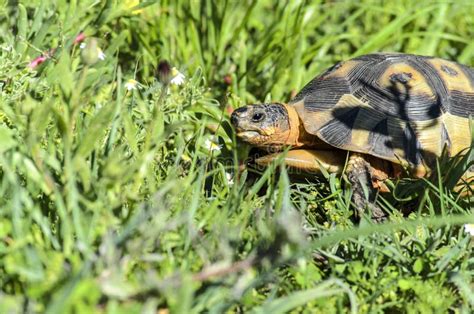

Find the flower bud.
[
  {"left": 157, "top": 60, "right": 172, "bottom": 85},
  {"left": 81, "top": 38, "right": 100, "bottom": 65}
]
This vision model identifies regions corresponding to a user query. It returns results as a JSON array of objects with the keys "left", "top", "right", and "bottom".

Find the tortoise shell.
[{"left": 290, "top": 53, "right": 474, "bottom": 170}]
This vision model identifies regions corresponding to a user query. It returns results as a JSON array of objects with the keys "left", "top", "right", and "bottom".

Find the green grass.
[{"left": 0, "top": 0, "right": 473, "bottom": 312}]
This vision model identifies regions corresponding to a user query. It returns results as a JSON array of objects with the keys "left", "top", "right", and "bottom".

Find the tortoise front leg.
[
  {"left": 254, "top": 150, "right": 388, "bottom": 222},
  {"left": 346, "top": 153, "right": 387, "bottom": 222},
  {"left": 254, "top": 149, "right": 346, "bottom": 174}
]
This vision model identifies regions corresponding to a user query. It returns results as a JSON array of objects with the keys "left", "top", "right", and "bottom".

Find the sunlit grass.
[{"left": 0, "top": 1, "right": 473, "bottom": 312}]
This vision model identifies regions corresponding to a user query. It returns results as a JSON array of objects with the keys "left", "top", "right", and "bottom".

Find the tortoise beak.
[{"left": 231, "top": 106, "right": 263, "bottom": 140}]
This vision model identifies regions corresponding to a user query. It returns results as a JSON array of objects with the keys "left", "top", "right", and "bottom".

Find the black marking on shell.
[
  {"left": 368, "top": 119, "right": 394, "bottom": 158},
  {"left": 433, "top": 61, "right": 474, "bottom": 118},
  {"left": 447, "top": 91, "right": 474, "bottom": 118},
  {"left": 318, "top": 107, "right": 359, "bottom": 147},
  {"left": 409, "top": 57, "right": 450, "bottom": 113},
  {"left": 389, "top": 72, "right": 413, "bottom": 84},
  {"left": 291, "top": 76, "right": 351, "bottom": 110},
  {"left": 353, "top": 63, "right": 442, "bottom": 122},
  {"left": 349, "top": 57, "right": 387, "bottom": 85},
  {"left": 320, "top": 62, "right": 343, "bottom": 78},
  {"left": 441, "top": 65, "right": 458, "bottom": 76},
  {"left": 460, "top": 64, "right": 474, "bottom": 89},
  {"left": 450, "top": 64, "right": 474, "bottom": 117}
]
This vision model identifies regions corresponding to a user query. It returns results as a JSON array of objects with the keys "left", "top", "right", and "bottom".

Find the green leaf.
[
  {"left": 75, "top": 103, "right": 116, "bottom": 158},
  {"left": 47, "top": 52, "right": 75, "bottom": 98},
  {"left": 29, "top": 1, "right": 46, "bottom": 37},
  {"left": 15, "top": 4, "right": 28, "bottom": 55},
  {"left": 413, "top": 258, "right": 424, "bottom": 274},
  {"left": 398, "top": 279, "right": 412, "bottom": 291},
  {"left": 0, "top": 124, "right": 16, "bottom": 153}
]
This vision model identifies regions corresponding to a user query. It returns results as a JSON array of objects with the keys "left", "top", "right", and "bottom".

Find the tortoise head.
[{"left": 231, "top": 103, "right": 296, "bottom": 148}]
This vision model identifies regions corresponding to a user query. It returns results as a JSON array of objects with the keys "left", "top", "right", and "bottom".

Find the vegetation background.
[{"left": 0, "top": 0, "right": 473, "bottom": 312}]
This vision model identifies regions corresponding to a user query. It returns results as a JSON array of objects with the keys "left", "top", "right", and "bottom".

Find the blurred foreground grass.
[{"left": 0, "top": 0, "right": 473, "bottom": 312}]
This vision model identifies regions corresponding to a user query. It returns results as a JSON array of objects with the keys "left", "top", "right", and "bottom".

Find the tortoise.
[{"left": 230, "top": 53, "right": 474, "bottom": 220}]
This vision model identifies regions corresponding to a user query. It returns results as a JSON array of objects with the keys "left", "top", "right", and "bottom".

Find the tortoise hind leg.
[{"left": 346, "top": 153, "right": 388, "bottom": 222}]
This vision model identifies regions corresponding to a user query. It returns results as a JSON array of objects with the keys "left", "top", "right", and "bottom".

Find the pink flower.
[
  {"left": 27, "top": 48, "right": 56, "bottom": 69},
  {"left": 27, "top": 32, "right": 86, "bottom": 70},
  {"left": 28, "top": 55, "right": 48, "bottom": 69},
  {"left": 74, "top": 32, "right": 86, "bottom": 45}
]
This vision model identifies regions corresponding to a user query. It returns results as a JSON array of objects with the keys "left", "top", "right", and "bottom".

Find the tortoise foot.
[{"left": 347, "top": 153, "right": 387, "bottom": 222}]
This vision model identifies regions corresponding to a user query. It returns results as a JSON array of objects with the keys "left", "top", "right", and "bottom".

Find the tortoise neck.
[{"left": 283, "top": 104, "right": 313, "bottom": 147}]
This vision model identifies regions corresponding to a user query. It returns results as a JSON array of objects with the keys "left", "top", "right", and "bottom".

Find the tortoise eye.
[{"left": 251, "top": 112, "right": 265, "bottom": 122}]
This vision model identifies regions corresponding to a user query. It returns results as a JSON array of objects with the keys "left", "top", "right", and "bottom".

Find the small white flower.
[
  {"left": 464, "top": 224, "right": 474, "bottom": 236},
  {"left": 225, "top": 172, "right": 234, "bottom": 186},
  {"left": 204, "top": 138, "right": 222, "bottom": 152},
  {"left": 98, "top": 49, "right": 106, "bottom": 60},
  {"left": 79, "top": 42, "right": 87, "bottom": 49},
  {"left": 170, "top": 67, "right": 185, "bottom": 85},
  {"left": 124, "top": 79, "right": 141, "bottom": 91}
]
